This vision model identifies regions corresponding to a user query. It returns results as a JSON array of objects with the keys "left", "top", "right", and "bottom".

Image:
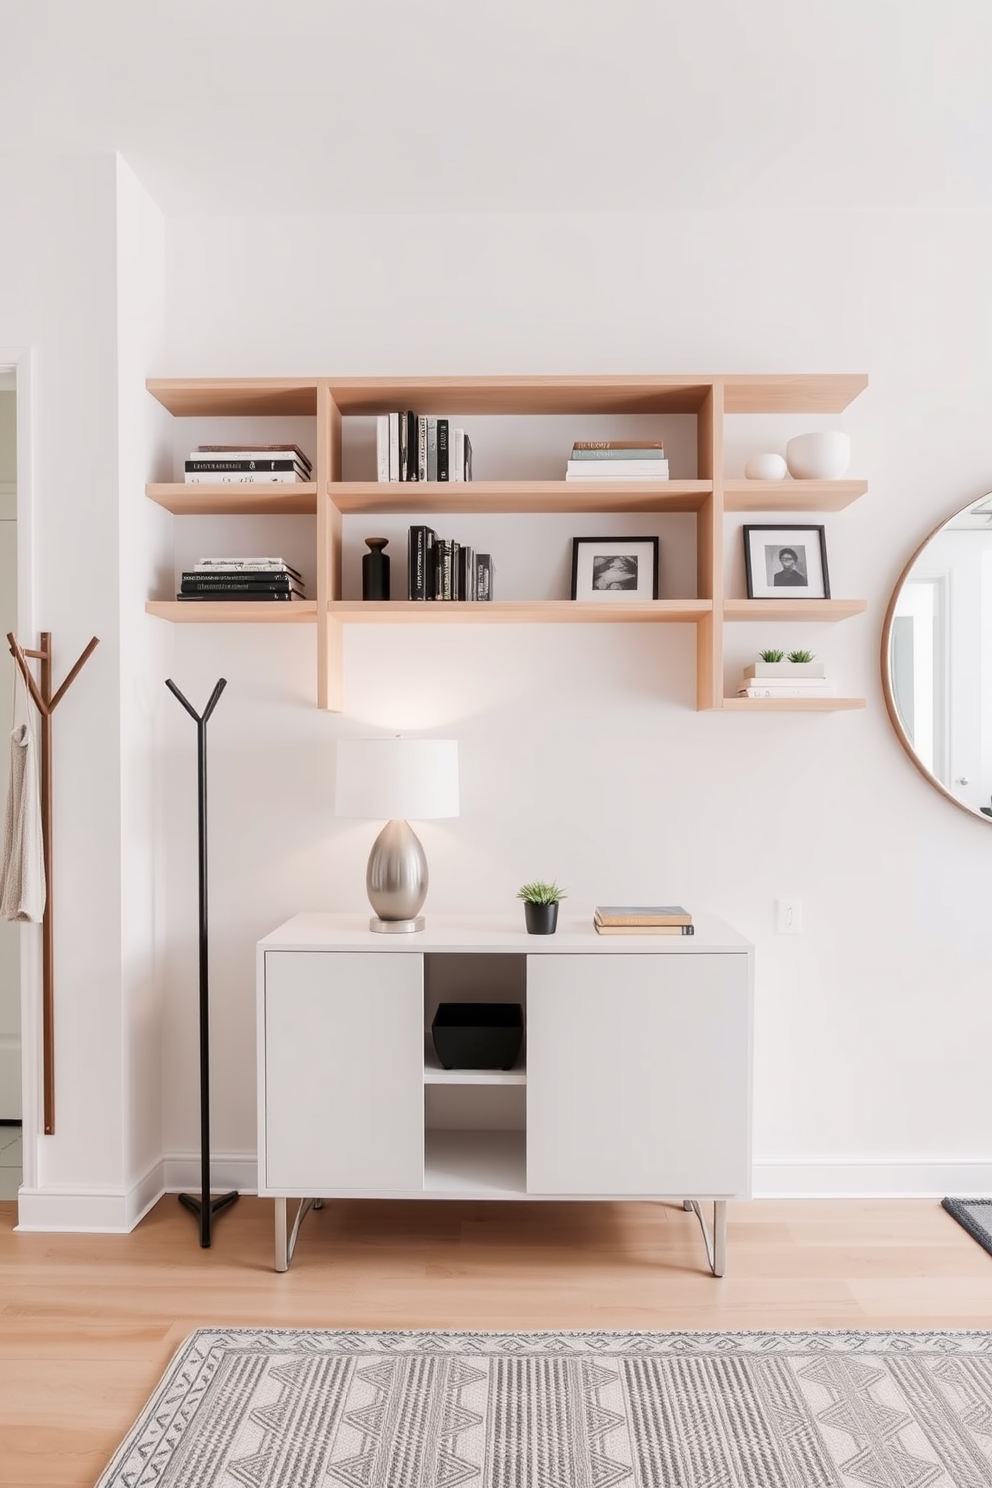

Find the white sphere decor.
[
  {"left": 744, "top": 452, "right": 787, "bottom": 481},
  {"left": 786, "top": 430, "right": 851, "bottom": 480}
]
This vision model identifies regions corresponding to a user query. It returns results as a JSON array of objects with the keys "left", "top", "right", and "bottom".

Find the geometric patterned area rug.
[
  {"left": 943, "top": 1197, "right": 992, "bottom": 1258},
  {"left": 94, "top": 1327, "right": 992, "bottom": 1487}
]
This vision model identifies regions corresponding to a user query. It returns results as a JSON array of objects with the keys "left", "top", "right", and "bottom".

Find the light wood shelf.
[
  {"left": 724, "top": 479, "right": 867, "bottom": 513},
  {"left": 329, "top": 479, "right": 711, "bottom": 515},
  {"left": 144, "top": 372, "right": 870, "bottom": 711},
  {"left": 329, "top": 600, "right": 712, "bottom": 625},
  {"left": 724, "top": 598, "right": 868, "bottom": 622},
  {"left": 722, "top": 696, "right": 867, "bottom": 713},
  {"left": 146, "top": 482, "right": 317, "bottom": 516},
  {"left": 146, "top": 600, "right": 317, "bottom": 623}
]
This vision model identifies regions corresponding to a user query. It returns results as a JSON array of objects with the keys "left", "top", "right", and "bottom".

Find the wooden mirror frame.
[{"left": 880, "top": 495, "right": 992, "bottom": 824}]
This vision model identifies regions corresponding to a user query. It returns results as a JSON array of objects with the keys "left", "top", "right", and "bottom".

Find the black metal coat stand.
[{"left": 166, "top": 677, "right": 238, "bottom": 1247}]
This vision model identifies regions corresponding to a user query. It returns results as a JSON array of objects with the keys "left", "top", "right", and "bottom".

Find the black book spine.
[
  {"left": 184, "top": 458, "right": 304, "bottom": 473},
  {"left": 406, "top": 411, "right": 419, "bottom": 480},
  {"left": 475, "top": 554, "right": 493, "bottom": 601},
  {"left": 180, "top": 578, "right": 303, "bottom": 593},
  {"left": 177, "top": 591, "right": 298, "bottom": 601},
  {"left": 436, "top": 419, "right": 449, "bottom": 481},
  {"left": 398, "top": 409, "right": 409, "bottom": 480}
]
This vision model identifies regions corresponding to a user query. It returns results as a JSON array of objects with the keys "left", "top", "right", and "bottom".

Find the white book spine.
[
  {"left": 388, "top": 412, "right": 400, "bottom": 482},
  {"left": 738, "top": 686, "right": 837, "bottom": 697},
  {"left": 376, "top": 415, "right": 390, "bottom": 482},
  {"left": 450, "top": 428, "right": 465, "bottom": 482},
  {"left": 184, "top": 471, "right": 307, "bottom": 484},
  {"left": 565, "top": 460, "right": 670, "bottom": 478},
  {"left": 426, "top": 418, "right": 437, "bottom": 481},
  {"left": 418, "top": 415, "right": 428, "bottom": 481}
]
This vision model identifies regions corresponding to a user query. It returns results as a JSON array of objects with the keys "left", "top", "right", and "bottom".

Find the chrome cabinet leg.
[
  {"left": 274, "top": 1197, "right": 318, "bottom": 1272},
  {"left": 275, "top": 1197, "right": 288, "bottom": 1273},
  {"left": 686, "top": 1199, "right": 727, "bottom": 1277}
]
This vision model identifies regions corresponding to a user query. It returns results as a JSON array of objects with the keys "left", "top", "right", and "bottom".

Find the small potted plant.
[
  {"left": 744, "top": 648, "right": 825, "bottom": 679},
  {"left": 516, "top": 880, "right": 566, "bottom": 935}
]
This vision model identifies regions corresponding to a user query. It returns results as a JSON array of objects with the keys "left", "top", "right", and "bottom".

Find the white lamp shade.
[{"left": 335, "top": 738, "right": 459, "bottom": 820}]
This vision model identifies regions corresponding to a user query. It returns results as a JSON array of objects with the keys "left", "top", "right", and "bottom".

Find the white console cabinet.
[{"left": 257, "top": 912, "right": 753, "bottom": 1273}]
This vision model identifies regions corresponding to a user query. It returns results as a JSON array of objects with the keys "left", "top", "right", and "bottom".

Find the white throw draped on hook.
[{"left": 0, "top": 661, "right": 46, "bottom": 922}]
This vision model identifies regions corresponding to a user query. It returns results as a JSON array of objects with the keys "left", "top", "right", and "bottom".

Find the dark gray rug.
[
  {"left": 94, "top": 1327, "right": 992, "bottom": 1487},
  {"left": 943, "top": 1197, "right": 992, "bottom": 1257}
]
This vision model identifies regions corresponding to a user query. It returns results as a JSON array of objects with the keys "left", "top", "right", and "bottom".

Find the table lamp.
[{"left": 334, "top": 737, "right": 459, "bottom": 932}]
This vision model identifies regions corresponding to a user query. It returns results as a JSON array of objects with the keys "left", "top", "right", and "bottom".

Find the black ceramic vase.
[
  {"left": 362, "top": 537, "right": 390, "bottom": 600},
  {"left": 524, "top": 901, "right": 558, "bottom": 935}
]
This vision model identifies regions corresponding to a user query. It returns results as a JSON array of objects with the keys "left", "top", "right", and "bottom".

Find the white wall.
[
  {"left": 154, "top": 208, "right": 992, "bottom": 1197},
  {"left": 0, "top": 154, "right": 169, "bottom": 1227}
]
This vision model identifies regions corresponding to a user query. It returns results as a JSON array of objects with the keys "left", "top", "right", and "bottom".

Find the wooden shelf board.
[
  {"left": 423, "top": 1130, "right": 527, "bottom": 1197},
  {"left": 724, "top": 598, "right": 868, "bottom": 622},
  {"left": 722, "top": 374, "right": 868, "bottom": 414},
  {"left": 722, "top": 696, "right": 867, "bottom": 712},
  {"left": 330, "top": 600, "right": 712, "bottom": 625},
  {"left": 147, "top": 378, "right": 318, "bottom": 417},
  {"left": 724, "top": 479, "right": 867, "bottom": 513},
  {"left": 146, "top": 483, "right": 317, "bottom": 515},
  {"left": 424, "top": 1038, "right": 526, "bottom": 1086},
  {"left": 146, "top": 373, "right": 867, "bottom": 420},
  {"left": 327, "top": 376, "right": 715, "bottom": 416},
  {"left": 146, "top": 600, "right": 317, "bottom": 623},
  {"left": 329, "top": 479, "right": 711, "bottom": 515}
]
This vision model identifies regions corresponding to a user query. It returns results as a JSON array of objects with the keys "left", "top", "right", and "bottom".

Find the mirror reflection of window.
[
  {"left": 892, "top": 576, "right": 946, "bottom": 781},
  {"left": 884, "top": 494, "right": 992, "bottom": 820}
]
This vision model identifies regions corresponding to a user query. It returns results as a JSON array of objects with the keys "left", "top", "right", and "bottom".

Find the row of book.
[
  {"left": 565, "top": 440, "right": 670, "bottom": 482},
  {"left": 408, "top": 525, "right": 493, "bottom": 601},
  {"left": 183, "top": 444, "right": 313, "bottom": 485},
  {"left": 177, "top": 557, "right": 307, "bottom": 602},
  {"left": 378, "top": 414, "right": 472, "bottom": 483},
  {"left": 736, "top": 661, "right": 835, "bottom": 699},
  {"left": 593, "top": 905, "right": 694, "bottom": 937}
]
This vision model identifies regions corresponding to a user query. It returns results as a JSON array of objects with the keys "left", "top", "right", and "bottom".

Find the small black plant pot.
[{"left": 524, "top": 901, "right": 558, "bottom": 935}]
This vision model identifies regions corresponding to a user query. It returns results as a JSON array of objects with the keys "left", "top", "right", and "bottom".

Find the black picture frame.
[
  {"left": 570, "top": 537, "right": 659, "bottom": 600},
  {"left": 743, "top": 525, "right": 830, "bottom": 600}
]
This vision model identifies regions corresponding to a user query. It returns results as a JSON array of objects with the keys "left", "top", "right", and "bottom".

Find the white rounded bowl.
[
  {"left": 786, "top": 430, "right": 851, "bottom": 480},
  {"left": 744, "top": 452, "right": 787, "bottom": 481}
]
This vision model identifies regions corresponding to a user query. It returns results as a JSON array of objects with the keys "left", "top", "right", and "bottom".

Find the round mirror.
[{"left": 882, "top": 492, "right": 992, "bottom": 822}]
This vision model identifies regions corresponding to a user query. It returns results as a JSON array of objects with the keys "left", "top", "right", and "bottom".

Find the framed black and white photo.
[
  {"left": 571, "top": 536, "right": 659, "bottom": 600},
  {"left": 743, "top": 525, "right": 830, "bottom": 600}
]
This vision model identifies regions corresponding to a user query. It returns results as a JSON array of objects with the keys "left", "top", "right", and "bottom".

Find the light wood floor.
[{"left": 1, "top": 1193, "right": 990, "bottom": 1486}]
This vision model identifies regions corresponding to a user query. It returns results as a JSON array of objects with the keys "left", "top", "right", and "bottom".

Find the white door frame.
[{"left": 0, "top": 348, "right": 40, "bottom": 1194}]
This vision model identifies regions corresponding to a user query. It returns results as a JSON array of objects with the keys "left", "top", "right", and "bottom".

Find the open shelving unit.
[{"left": 145, "top": 372, "right": 869, "bottom": 712}]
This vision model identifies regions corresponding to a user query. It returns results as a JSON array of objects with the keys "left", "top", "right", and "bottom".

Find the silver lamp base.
[
  {"left": 366, "top": 818, "right": 429, "bottom": 930},
  {"left": 369, "top": 914, "right": 425, "bottom": 934}
]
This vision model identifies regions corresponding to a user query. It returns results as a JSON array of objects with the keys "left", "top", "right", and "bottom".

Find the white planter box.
[{"left": 744, "top": 661, "right": 826, "bottom": 678}]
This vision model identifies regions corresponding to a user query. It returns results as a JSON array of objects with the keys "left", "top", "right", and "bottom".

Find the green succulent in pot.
[{"left": 517, "top": 880, "right": 566, "bottom": 935}]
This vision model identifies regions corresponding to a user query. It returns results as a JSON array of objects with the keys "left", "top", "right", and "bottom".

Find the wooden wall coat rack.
[{"left": 6, "top": 630, "right": 100, "bottom": 1135}]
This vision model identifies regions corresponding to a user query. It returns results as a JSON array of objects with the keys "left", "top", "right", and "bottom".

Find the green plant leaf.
[
  {"left": 759, "top": 648, "right": 785, "bottom": 662},
  {"left": 516, "top": 879, "right": 566, "bottom": 904},
  {"left": 787, "top": 649, "right": 815, "bottom": 663}
]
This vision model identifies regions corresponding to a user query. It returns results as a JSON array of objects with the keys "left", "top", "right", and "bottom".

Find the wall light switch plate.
[{"left": 775, "top": 898, "right": 803, "bottom": 935}]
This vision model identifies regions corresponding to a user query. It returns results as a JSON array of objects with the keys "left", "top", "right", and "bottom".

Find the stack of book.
[
  {"left": 407, "top": 526, "right": 493, "bottom": 601},
  {"left": 183, "top": 444, "right": 312, "bottom": 484},
  {"left": 177, "top": 558, "right": 307, "bottom": 602},
  {"left": 736, "top": 661, "right": 836, "bottom": 699},
  {"left": 593, "top": 905, "right": 694, "bottom": 936},
  {"left": 377, "top": 414, "right": 472, "bottom": 482},
  {"left": 565, "top": 441, "right": 669, "bottom": 481}
]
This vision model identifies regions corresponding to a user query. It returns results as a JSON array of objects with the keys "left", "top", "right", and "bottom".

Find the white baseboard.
[
  {"left": 162, "top": 1151, "right": 258, "bottom": 1197},
  {"left": 753, "top": 1159, "right": 992, "bottom": 1198},
  {"left": 16, "top": 1153, "right": 257, "bottom": 1232},
  {"left": 15, "top": 1155, "right": 989, "bottom": 1228}
]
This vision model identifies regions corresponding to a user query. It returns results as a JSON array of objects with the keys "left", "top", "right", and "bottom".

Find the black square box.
[{"left": 431, "top": 1002, "right": 524, "bottom": 1071}]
